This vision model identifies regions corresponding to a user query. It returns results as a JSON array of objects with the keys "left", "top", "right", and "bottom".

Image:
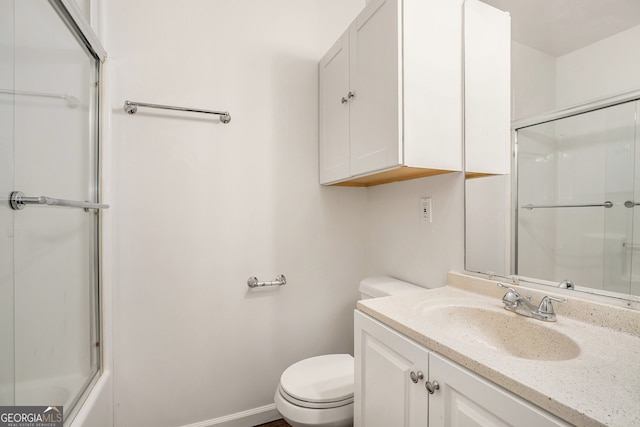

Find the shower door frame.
[{"left": 50, "top": 0, "right": 107, "bottom": 422}]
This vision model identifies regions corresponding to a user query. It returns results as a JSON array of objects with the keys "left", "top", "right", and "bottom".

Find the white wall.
[
  {"left": 366, "top": 173, "right": 464, "bottom": 288},
  {"left": 511, "top": 41, "right": 556, "bottom": 121},
  {"left": 512, "top": 24, "right": 640, "bottom": 118},
  {"left": 105, "top": 1, "right": 373, "bottom": 425},
  {"left": 556, "top": 24, "right": 640, "bottom": 107},
  {"left": 104, "top": 1, "right": 467, "bottom": 425}
]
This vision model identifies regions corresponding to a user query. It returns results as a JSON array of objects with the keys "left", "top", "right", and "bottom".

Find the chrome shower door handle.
[{"left": 9, "top": 191, "right": 109, "bottom": 211}]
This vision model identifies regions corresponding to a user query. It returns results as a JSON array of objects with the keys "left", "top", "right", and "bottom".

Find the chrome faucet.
[{"left": 497, "top": 283, "right": 567, "bottom": 322}]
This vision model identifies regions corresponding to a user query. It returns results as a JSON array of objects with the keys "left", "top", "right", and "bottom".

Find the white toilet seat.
[
  {"left": 279, "top": 354, "right": 354, "bottom": 407},
  {"left": 275, "top": 354, "right": 354, "bottom": 427},
  {"left": 274, "top": 388, "right": 353, "bottom": 427},
  {"left": 278, "top": 384, "right": 353, "bottom": 409}
]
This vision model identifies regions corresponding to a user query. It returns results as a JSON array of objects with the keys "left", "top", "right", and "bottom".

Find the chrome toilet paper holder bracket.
[{"left": 247, "top": 274, "right": 287, "bottom": 288}]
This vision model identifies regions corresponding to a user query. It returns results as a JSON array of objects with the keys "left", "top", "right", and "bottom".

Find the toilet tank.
[{"left": 359, "top": 276, "right": 426, "bottom": 300}]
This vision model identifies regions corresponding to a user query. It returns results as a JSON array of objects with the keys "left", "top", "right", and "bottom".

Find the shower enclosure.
[
  {"left": 0, "top": 0, "right": 106, "bottom": 420},
  {"left": 516, "top": 95, "right": 640, "bottom": 297}
]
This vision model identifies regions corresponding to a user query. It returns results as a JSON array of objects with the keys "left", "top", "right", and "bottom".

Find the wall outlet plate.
[{"left": 420, "top": 197, "right": 432, "bottom": 223}]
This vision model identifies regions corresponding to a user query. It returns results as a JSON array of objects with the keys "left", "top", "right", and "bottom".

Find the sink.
[{"left": 421, "top": 306, "right": 581, "bottom": 361}]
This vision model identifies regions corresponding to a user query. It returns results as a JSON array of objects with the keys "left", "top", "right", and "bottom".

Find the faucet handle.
[
  {"left": 497, "top": 282, "right": 519, "bottom": 294},
  {"left": 537, "top": 295, "right": 567, "bottom": 314},
  {"left": 497, "top": 283, "right": 520, "bottom": 307}
]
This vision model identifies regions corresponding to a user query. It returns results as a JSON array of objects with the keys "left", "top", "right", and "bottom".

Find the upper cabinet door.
[
  {"left": 464, "top": 0, "right": 511, "bottom": 176},
  {"left": 319, "top": 32, "right": 351, "bottom": 184},
  {"left": 318, "top": 0, "right": 466, "bottom": 186},
  {"left": 349, "top": 0, "right": 401, "bottom": 176}
]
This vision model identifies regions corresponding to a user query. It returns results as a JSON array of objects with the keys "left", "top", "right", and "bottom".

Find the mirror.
[{"left": 465, "top": 0, "right": 640, "bottom": 301}]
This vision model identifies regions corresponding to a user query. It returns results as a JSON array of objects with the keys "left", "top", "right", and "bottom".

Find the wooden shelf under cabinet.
[{"left": 329, "top": 166, "right": 456, "bottom": 187}]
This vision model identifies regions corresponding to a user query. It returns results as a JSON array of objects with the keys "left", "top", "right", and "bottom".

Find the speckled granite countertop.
[{"left": 356, "top": 272, "right": 640, "bottom": 427}]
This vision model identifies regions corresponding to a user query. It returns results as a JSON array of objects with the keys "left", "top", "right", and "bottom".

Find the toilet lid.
[{"left": 280, "top": 354, "right": 354, "bottom": 404}]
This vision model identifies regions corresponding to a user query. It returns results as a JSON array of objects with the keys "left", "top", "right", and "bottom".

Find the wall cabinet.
[
  {"left": 464, "top": 0, "right": 511, "bottom": 177},
  {"left": 319, "top": 0, "right": 464, "bottom": 187},
  {"left": 354, "top": 311, "right": 569, "bottom": 427}
]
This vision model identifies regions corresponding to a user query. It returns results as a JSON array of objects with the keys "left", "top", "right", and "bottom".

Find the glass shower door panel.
[
  {"left": 517, "top": 101, "right": 637, "bottom": 292},
  {"left": 13, "top": 0, "right": 98, "bottom": 408},
  {"left": 0, "top": 0, "right": 15, "bottom": 406},
  {"left": 599, "top": 102, "right": 636, "bottom": 294},
  {"left": 517, "top": 121, "right": 559, "bottom": 282},
  {"left": 631, "top": 101, "right": 640, "bottom": 296}
]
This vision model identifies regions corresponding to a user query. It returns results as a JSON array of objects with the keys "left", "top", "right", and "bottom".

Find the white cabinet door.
[
  {"left": 319, "top": 0, "right": 401, "bottom": 184},
  {"left": 354, "top": 311, "right": 428, "bottom": 427},
  {"left": 428, "top": 353, "right": 569, "bottom": 427},
  {"left": 464, "top": 0, "right": 511, "bottom": 175},
  {"left": 349, "top": 0, "right": 401, "bottom": 176},
  {"left": 319, "top": 32, "right": 351, "bottom": 184},
  {"left": 318, "top": 0, "right": 466, "bottom": 186}
]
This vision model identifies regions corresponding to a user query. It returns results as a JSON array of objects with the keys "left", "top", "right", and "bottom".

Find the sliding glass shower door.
[
  {"left": 517, "top": 100, "right": 639, "bottom": 295},
  {"left": 1, "top": 0, "right": 104, "bottom": 419}
]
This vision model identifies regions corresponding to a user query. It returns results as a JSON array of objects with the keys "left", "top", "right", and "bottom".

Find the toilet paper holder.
[{"left": 247, "top": 274, "right": 287, "bottom": 288}]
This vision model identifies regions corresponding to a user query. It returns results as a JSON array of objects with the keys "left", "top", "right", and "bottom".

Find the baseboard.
[{"left": 180, "top": 404, "right": 280, "bottom": 427}]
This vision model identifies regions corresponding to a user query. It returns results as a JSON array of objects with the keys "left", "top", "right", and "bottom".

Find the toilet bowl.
[
  {"left": 274, "top": 354, "right": 354, "bottom": 427},
  {"left": 274, "top": 277, "right": 425, "bottom": 427}
]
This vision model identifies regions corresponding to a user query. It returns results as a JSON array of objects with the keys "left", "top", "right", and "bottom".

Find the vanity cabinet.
[
  {"left": 354, "top": 307, "right": 429, "bottom": 426},
  {"left": 354, "top": 311, "right": 569, "bottom": 427},
  {"left": 319, "top": 0, "right": 463, "bottom": 187}
]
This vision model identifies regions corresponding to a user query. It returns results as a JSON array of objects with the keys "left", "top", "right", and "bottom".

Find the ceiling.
[{"left": 481, "top": 0, "right": 640, "bottom": 56}]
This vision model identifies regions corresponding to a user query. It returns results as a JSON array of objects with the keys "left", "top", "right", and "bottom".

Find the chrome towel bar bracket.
[
  {"left": 124, "top": 100, "right": 231, "bottom": 123},
  {"left": 247, "top": 274, "right": 286, "bottom": 288},
  {"left": 9, "top": 191, "right": 109, "bottom": 211}
]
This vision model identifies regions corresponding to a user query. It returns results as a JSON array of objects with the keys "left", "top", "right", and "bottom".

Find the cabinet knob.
[
  {"left": 347, "top": 91, "right": 356, "bottom": 99},
  {"left": 425, "top": 380, "right": 440, "bottom": 394},
  {"left": 341, "top": 96, "right": 348, "bottom": 104},
  {"left": 410, "top": 371, "right": 424, "bottom": 383}
]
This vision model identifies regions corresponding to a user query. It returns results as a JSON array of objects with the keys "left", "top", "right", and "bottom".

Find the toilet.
[{"left": 274, "top": 277, "right": 425, "bottom": 427}]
